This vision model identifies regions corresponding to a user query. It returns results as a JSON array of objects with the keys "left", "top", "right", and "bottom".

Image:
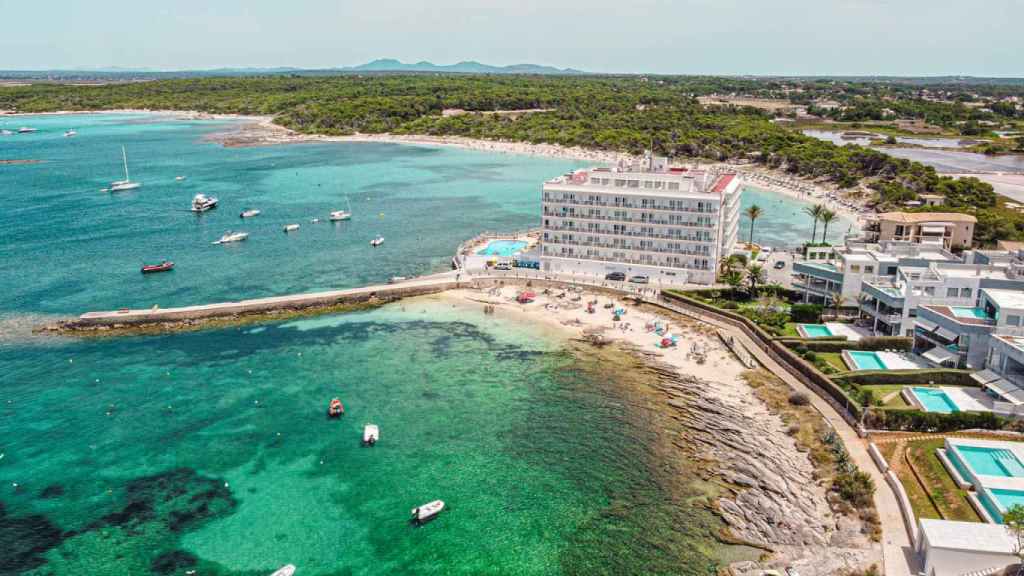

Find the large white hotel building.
[{"left": 540, "top": 156, "right": 742, "bottom": 285}]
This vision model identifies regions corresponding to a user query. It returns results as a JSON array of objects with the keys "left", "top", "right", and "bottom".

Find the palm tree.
[
  {"left": 718, "top": 253, "right": 747, "bottom": 276},
  {"left": 819, "top": 208, "right": 837, "bottom": 244},
  {"left": 803, "top": 204, "right": 824, "bottom": 244},
  {"left": 746, "top": 264, "right": 766, "bottom": 296},
  {"left": 831, "top": 293, "right": 847, "bottom": 319},
  {"left": 744, "top": 204, "right": 764, "bottom": 248},
  {"left": 722, "top": 270, "right": 744, "bottom": 296}
]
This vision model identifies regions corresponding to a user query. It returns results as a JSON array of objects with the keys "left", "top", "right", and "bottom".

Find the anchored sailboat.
[{"left": 109, "top": 146, "right": 141, "bottom": 192}]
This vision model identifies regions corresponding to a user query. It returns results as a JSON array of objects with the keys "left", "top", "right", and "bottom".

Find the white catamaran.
[{"left": 109, "top": 146, "right": 141, "bottom": 192}]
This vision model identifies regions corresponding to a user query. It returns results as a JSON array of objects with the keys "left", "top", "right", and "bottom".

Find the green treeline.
[{"left": 3, "top": 75, "right": 1023, "bottom": 243}]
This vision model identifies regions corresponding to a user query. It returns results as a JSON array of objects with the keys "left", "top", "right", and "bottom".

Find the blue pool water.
[
  {"left": 476, "top": 240, "right": 528, "bottom": 257},
  {"left": 798, "top": 324, "right": 833, "bottom": 338},
  {"left": 955, "top": 445, "right": 1024, "bottom": 477},
  {"left": 951, "top": 307, "right": 991, "bottom": 320},
  {"left": 846, "top": 350, "right": 887, "bottom": 371},
  {"left": 911, "top": 387, "right": 960, "bottom": 413},
  {"left": 987, "top": 488, "right": 1024, "bottom": 523}
]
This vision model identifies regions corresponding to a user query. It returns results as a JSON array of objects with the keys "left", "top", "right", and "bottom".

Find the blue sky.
[{"left": 2, "top": 0, "right": 1021, "bottom": 75}]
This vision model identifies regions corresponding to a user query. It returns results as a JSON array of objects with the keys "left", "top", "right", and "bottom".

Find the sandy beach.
[{"left": 436, "top": 285, "right": 881, "bottom": 575}]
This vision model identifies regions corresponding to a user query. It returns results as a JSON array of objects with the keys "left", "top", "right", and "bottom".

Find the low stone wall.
[
  {"left": 885, "top": 469, "right": 920, "bottom": 548},
  {"left": 868, "top": 442, "right": 889, "bottom": 474}
]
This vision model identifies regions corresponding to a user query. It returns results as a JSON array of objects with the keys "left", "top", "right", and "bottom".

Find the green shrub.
[
  {"left": 720, "top": 301, "right": 739, "bottom": 310},
  {"left": 834, "top": 470, "right": 875, "bottom": 508},
  {"left": 834, "top": 369, "right": 976, "bottom": 387},
  {"left": 790, "top": 303, "right": 823, "bottom": 323},
  {"left": 804, "top": 350, "right": 818, "bottom": 362},
  {"left": 781, "top": 336, "right": 912, "bottom": 353},
  {"left": 788, "top": 391, "right": 810, "bottom": 406},
  {"left": 864, "top": 408, "right": 1006, "bottom": 432}
]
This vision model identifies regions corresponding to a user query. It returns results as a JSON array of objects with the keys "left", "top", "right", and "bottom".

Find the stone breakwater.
[{"left": 639, "top": 361, "right": 878, "bottom": 575}]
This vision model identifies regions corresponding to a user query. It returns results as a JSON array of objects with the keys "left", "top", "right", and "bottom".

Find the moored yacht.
[
  {"left": 329, "top": 210, "right": 351, "bottom": 222},
  {"left": 109, "top": 146, "right": 141, "bottom": 192},
  {"left": 283, "top": 224, "right": 300, "bottom": 233},
  {"left": 64, "top": 129, "right": 77, "bottom": 137},
  {"left": 17, "top": 127, "right": 37, "bottom": 134},
  {"left": 370, "top": 236, "right": 384, "bottom": 247},
  {"left": 240, "top": 209, "right": 261, "bottom": 218},
  {"left": 192, "top": 194, "right": 218, "bottom": 212},
  {"left": 212, "top": 231, "right": 248, "bottom": 245}
]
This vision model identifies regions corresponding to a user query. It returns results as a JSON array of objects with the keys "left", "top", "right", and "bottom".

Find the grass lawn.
[
  {"left": 781, "top": 323, "right": 801, "bottom": 338},
  {"left": 817, "top": 352, "right": 848, "bottom": 372},
  {"left": 861, "top": 385, "right": 908, "bottom": 407},
  {"left": 900, "top": 438, "right": 981, "bottom": 523}
]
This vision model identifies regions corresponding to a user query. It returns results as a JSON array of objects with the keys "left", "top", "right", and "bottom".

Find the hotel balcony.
[
  {"left": 541, "top": 197, "right": 719, "bottom": 215},
  {"left": 542, "top": 211, "right": 716, "bottom": 228},
  {"left": 544, "top": 226, "right": 712, "bottom": 244}
]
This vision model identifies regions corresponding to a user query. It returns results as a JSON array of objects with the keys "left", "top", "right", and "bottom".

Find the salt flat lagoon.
[{"left": 0, "top": 113, "right": 833, "bottom": 575}]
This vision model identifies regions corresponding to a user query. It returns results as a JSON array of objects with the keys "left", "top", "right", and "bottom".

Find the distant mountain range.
[
  {"left": 339, "top": 59, "right": 586, "bottom": 75},
  {"left": 0, "top": 60, "right": 587, "bottom": 81}
]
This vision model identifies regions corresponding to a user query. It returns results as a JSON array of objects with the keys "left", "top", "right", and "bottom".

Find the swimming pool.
[
  {"left": 951, "top": 306, "right": 991, "bottom": 320},
  {"left": 955, "top": 446, "right": 1024, "bottom": 477},
  {"left": 910, "top": 387, "right": 960, "bottom": 413},
  {"left": 477, "top": 240, "right": 528, "bottom": 257},
  {"left": 983, "top": 488, "right": 1024, "bottom": 523},
  {"left": 845, "top": 351, "right": 886, "bottom": 371},
  {"left": 797, "top": 324, "right": 833, "bottom": 338}
]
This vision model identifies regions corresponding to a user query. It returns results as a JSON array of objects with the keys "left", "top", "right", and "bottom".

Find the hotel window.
[
  {"left": 1008, "top": 315, "right": 1021, "bottom": 327},
  {"left": 865, "top": 266, "right": 874, "bottom": 274},
  {"left": 643, "top": 181, "right": 653, "bottom": 189},
  {"left": 851, "top": 265, "right": 861, "bottom": 273},
  {"left": 947, "top": 288, "right": 959, "bottom": 298},
  {"left": 961, "top": 288, "right": 972, "bottom": 298},
  {"left": 924, "top": 287, "right": 935, "bottom": 296},
  {"left": 668, "top": 182, "right": 680, "bottom": 190},
  {"left": 628, "top": 180, "right": 640, "bottom": 188},
  {"left": 614, "top": 179, "right": 626, "bottom": 187},
  {"left": 654, "top": 181, "right": 664, "bottom": 189}
]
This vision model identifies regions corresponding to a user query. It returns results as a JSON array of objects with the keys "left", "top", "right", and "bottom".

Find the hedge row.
[
  {"left": 661, "top": 290, "right": 864, "bottom": 420},
  {"left": 833, "top": 369, "right": 977, "bottom": 387},
  {"left": 779, "top": 336, "right": 913, "bottom": 353},
  {"left": 864, "top": 408, "right": 1005, "bottom": 432}
]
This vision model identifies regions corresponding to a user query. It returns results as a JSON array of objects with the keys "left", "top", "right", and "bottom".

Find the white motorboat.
[
  {"left": 370, "top": 236, "right": 384, "bottom": 247},
  {"left": 109, "top": 146, "right": 141, "bottom": 192},
  {"left": 64, "top": 129, "right": 77, "bottom": 137},
  {"left": 240, "top": 209, "right": 261, "bottom": 218},
  {"left": 283, "top": 224, "right": 300, "bottom": 233},
  {"left": 192, "top": 194, "right": 218, "bottom": 212},
  {"left": 269, "top": 565, "right": 296, "bottom": 576},
  {"left": 363, "top": 424, "right": 379, "bottom": 446},
  {"left": 17, "top": 127, "right": 37, "bottom": 134},
  {"left": 175, "top": 175, "right": 186, "bottom": 181},
  {"left": 0, "top": 129, "right": 13, "bottom": 136},
  {"left": 329, "top": 210, "right": 351, "bottom": 222},
  {"left": 310, "top": 218, "right": 321, "bottom": 224},
  {"left": 411, "top": 500, "right": 444, "bottom": 524},
  {"left": 212, "top": 231, "right": 249, "bottom": 245}
]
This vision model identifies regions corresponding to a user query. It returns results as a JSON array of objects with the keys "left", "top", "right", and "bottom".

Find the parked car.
[
  {"left": 774, "top": 260, "right": 786, "bottom": 269},
  {"left": 628, "top": 275, "right": 650, "bottom": 284},
  {"left": 605, "top": 272, "right": 626, "bottom": 281},
  {"left": 494, "top": 261, "right": 512, "bottom": 270}
]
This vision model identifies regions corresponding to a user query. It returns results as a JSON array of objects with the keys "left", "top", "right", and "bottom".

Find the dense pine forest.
[{"left": 4, "top": 74, "right": 1024, "bottom": 244}]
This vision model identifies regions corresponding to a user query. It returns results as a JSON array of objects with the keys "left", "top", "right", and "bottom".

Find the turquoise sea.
[{"left": 0, "top": 114, "right": 826, "bottom": 575}]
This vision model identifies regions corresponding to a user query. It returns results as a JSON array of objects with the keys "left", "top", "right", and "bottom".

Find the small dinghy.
[
  {"left": 141, "top": 261, "right": 174, "bottom": 274},
  {"left": 363, "top": 424, "right": 379, "bottom": 446},
  {"left": 269, "top": 565, "right": 296, "bottom": 576},
  {"left": 327, "top": 398, "right": 344, "bottom": 418},
  {"left": 411, "top": 500, "right": 445, "bottom": 525},
  {"left": 175, "top": 176, "right": 186, "bottom": 181},
  {"left": 283, "top": 224, "right": 300, "bottom": 233},
  {"left": 370, "top": 236, "right": 384, "bottom": 247},
  {"left": 240, "top": 209, "right": 261, "bottom": 218},
  {"left": 213, "top": 231, "right": 248, "bottom": 245},
  {"left": 64, "top": 129, "right": 77, "bottom": 137},
  {"left": 329, "top": 210, "right": 351, "bottom": 222}
]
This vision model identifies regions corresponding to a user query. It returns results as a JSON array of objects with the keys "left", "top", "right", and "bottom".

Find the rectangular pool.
[
  {"left": 797, "top": 324, "right": 833, "bottom": 338},
  {"left": 476, "top": 240, "right": 528, "bottom": 257},
  {"left": 956, "top": 445, "right": 1024, "bottom": 477},
  {"left": 909, "top": 387, "right": 960, "bottom": 413},
  {"left": 845, "top": 350, "right": 886, "bottom": 371},
  {"left": 983, "top": 488, "right": 1024, "bottom": 524},
  {"left": 951, "top": 306, "right": 991, "bottom": 320}
]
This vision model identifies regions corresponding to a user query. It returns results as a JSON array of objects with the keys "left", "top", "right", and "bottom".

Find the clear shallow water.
[
  {"left": 956, "top": 446, "right": 1024, "bottom": 477},
  {"left": 740, "top": 186, "right": 855, "bottom": 248},
  {"left": 802, "top": 129, "right": 969, "bottom": 149},
  {"left": 0, "top": 302, "right": 727, "bottom": 575}
]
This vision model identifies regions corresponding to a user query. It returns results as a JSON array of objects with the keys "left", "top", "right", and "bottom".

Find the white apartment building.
[{"left": 539, "top": 157, "right": 742, "bottom": 286}]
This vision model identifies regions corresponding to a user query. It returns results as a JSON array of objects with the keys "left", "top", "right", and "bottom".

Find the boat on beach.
[
  {"left": 109, "top": 146, "right": 141, "bottom": 192},
  {"left": 269, "top": 565, "right": 296, "bottom": 576},
  {"left": 283, "top": 224, "right": 300, "bottom": 232},
  {"left": 363, "top": 424, "right": 379, "bottom": 446},
  {"left": 141, "top": 261, "right": 174, "bottom": 274},
  {"left": 212, "top": 231, "right": 248, "bottom": 245},
  {"left": 240, "top": 208, "right": 261, "bottom": 218},
  {"left": 192, "top": 193, "right": 218, "bottom": 212},
  {"left": 410, "top": 500, "right": 444, "bottom": 524},
  {"left": 370, "top": 236, "right": 384, "bottom": 247},
  {"left": 327, "top": 398, "right": 344, "bottom": 418}
]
